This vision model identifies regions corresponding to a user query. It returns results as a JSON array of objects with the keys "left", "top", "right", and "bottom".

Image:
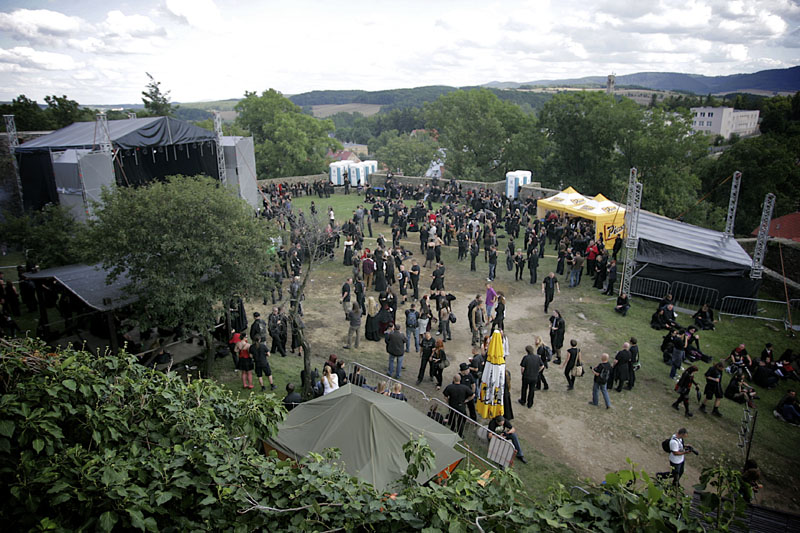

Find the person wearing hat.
[
  {"left": 250, "top": 312, "right": 267, "bottom": 343},
  {"left": 460, "top": 362, "right": 477, "bottom": 420}
]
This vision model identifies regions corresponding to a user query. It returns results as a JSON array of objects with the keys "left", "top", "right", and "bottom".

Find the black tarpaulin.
[
  {"left": 15, "top": 117, "right": 215, "bottom": 153},
  {"left": 25, "top": 263, "right": 134, "bottom": 312}
]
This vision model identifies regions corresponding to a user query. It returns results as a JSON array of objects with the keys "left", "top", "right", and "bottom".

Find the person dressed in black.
[
  {"left": 548, "top": 309, "right": 566, "bottom": 364},
  {"left": 612, "top": 342, "right": 632, "bottom": 392},
  {"left": 528, "top": 249, "right": 539, "bottom": 285},
  {"left": 514, "top": 249, "right": 526, "bottom": 281},
  {"left": 542, "top": 272, "right": 560, "bottom": 313},
  {"left": 604, "top": 260, "right": 618, "bottom": 295},
  {"left": 469, "top": 239, "right": 479, "bottom": 272},
  {"left": 459, "top": 363, "right": 478, "bottom": 420},
  {"left": 431, "top": 262, "right": 446, "bottom": 291},
  {"left": 614, "top": 293, "right": 630, "bottom": 316},
  {"left": 410, "top": 260, "right": 421, "bottom": 301},
  {"left": 693, "top": 303, "right": 716, "bottom": 330},
  {"left": 628, "top": 337, "right": 639, "bottom": 389},
  {"left": 561, "top": 339, "right": 581, "bottom": 391},
  {"left": 491, "top": 294, "right": 506, "bottom": 331},
  {"left": 443, "top": 373, "right": 473, "bottom": 437},
  {"left": 699, "top": 362, "right": 724, "bottom": 417},
  {"left": 519, "top": 345, "right": 543, "bottom": 408},
  {"left": 416, "top": 331, "right": 436, "bottom": 385},
  {"left": 268, "top": 308, "right": 287, "bottom": 357},
  {"left": 672, "top": 366, "right": 699, "bottom": 417},
  {"left": 534, "top": 336, "right": 550, "bottom": 390},
  {"left": 282, "top": 383, "right": 303, "bottom": 412}
]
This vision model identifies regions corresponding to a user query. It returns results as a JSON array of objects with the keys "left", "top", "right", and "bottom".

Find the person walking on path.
[
  {"left": 416, "top": 331, "right": 436, "bottom": 385},
  {"left": 561, "top": 338, "right": 580, "bottom": 391},
  {"left": 485, "top": 282, "right": 497, "bottom": 319},
  {"left": 672, "top": 365, "right": 699, "bottom": 417},
  {"left": 549, "top": 310, "right": 566, "bottom": 364},
  {"left": 519, "top": 345, "right": 543, "bottom": 408},
  {"left": 657, "top": 428, "right": 694, "bottom": 486},
  {"left": 385, "top": 324, "right": 406, "bottom": 379},
  {"left": 343, "top": 301, "right": 362, "bottom": 349},
  {"left": 588, "top": 353, "right": 612, "bottom": 408},
  {"left": 542, "top": 272, "right": 560, "bottom": 313}
]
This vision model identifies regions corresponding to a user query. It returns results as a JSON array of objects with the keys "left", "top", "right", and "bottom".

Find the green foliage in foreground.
[{"left": 0, "top": 338, "right": 749, "bottom": 532}]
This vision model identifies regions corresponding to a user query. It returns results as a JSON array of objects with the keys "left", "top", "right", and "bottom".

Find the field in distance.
[{"left": 311, "top": 103, "right": 382, "bottom": 118}]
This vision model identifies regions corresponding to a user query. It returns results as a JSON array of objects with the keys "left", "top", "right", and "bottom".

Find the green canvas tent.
[{"left": 267, "top": 384, "right": 464, "bottom": 492}]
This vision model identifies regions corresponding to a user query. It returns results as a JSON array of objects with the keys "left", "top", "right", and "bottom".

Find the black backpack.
[
  {"left": 661, "top": 438, "right": 672, "bottom": 453},
  {"left": 406, "top": 310, "right": 419, "bottom": 328}
]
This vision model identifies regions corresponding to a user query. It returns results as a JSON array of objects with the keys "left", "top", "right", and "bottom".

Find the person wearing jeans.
[
  {"left": 385, "top": 324, "right": 405, "bottom": 378},
  {"left": 589, "top": 353, "right": 612, "bottom": 409},
  {"left": 405, "top": 304, "right": 420, "bottom": 353}
]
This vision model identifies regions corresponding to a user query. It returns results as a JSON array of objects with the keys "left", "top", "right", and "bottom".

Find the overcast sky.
[{"left": 0, "top": 0, "right": 797, "bottom": 105}]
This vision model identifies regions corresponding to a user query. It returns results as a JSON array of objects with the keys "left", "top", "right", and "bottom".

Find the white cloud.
[
  {"left": 103, "top": 10, "right": 166, "bottom": 38},
  {"left": 0, "top": 46, "right": 82, "bottom": 71},
  {"left": 0, "top": 9, "right": 83, "bottom": 41},
  {"left": 164, "top": 0, "right": 221, "bottom": 31}
]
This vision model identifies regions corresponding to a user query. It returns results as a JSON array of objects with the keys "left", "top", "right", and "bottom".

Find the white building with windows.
[{"left": 690, "top": 106, "right": 759, "bottom": 139}]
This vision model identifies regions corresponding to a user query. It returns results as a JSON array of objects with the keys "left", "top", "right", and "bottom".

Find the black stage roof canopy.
[{"left": 15, "top": 117, "right": 216, "bottom": 153}]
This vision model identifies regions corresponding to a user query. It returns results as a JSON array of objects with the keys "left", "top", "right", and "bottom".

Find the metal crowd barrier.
[
  {"left": 786, "top": 300, "right": 799, "bottom": 332},
  {"left": 671, "top": 281, "right": 719, "bottom": 309},
  {"left": 345, "top": 361, "right": 516, "bottom": 469},
  {"left": 629, "top": 276, "right": 670, "bottom": 301},
  {"left": 719, "top": 296, "right": 789, "bottom": 325}
]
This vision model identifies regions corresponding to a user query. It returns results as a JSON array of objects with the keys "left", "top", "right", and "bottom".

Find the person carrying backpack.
[
  {"left": 589, "top": 353, "right": 612, "bottom": 409},
  {"left": 657, "top": 428, "right": 695, "bottom": 486},
  {"left": 405, "top": 304, "right": 420, "bottom": 353}
]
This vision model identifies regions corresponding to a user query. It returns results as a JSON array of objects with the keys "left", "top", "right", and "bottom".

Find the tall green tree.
[
  {"left": 424, "top": 89, "right": 543, "bottom": 181},
  {"left": 0, "top": 95, "right": 54, "bottom": 131},
  {"left": 43, "top": 95, "right": 95, "bottom": 128},
  {"left": 376, "top": 132, "right": 440, "bottom": 177},
  {"left": 141, "top": 72, "right": 176, "bottom": 117},
  {"left": 235, "top": 89, "right": 340, "bottom": 178},
  {"left": 84, "top": 175, "right": 276, "bottom": 336},
  {"left": 0, "top": 204, "right": 88, "bottom": 269}
]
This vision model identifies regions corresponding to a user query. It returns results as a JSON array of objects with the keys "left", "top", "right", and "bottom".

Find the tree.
[
  {"left": 0, "top": 95, "right": 54, "bottom": 131},
  {"left": 141, "top": 72, "right": 176, "bottom": 117},
  {"left": 0, "top": 204, "right": 88, "bottom": 269},
  {"left": 424, "top": 89, "right": 543, "bottom": 181},
  {"left": 194, "top": 117, "right": 250, "bottom": 137},
  {"left": 235, "top": 89, "right": 340, "bottom": 178},
  {"left": 376, "top": 132, "right": 440, "bottom": 176},
  {"left": 44, "top": 95, "right": 95, "bottom": 129},
  {"left": 539, "top": 91, "right": 635, "bottom": 192},
  {"left": 84, "top": 175, "right": 276, "bottom": 359}
]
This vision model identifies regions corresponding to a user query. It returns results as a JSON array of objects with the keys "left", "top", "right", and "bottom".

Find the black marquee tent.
[
  {"left": 15, "top": 117, "right": 218, "bottom": 210},
  {"left": 634, "top": 210, "right": 759, "bottom": 303}
]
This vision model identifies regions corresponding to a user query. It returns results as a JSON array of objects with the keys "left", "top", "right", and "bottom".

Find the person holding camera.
[{"left": 657, "top": 428, "right": 696, "bottom": 486}]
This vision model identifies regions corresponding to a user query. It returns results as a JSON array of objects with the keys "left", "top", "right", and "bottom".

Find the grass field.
[
  {"left": 271, "top": 191, "right": 800, "bottom": 510},
  {"left": 310, "top": 103, "right": 383, "bottom": 118}
]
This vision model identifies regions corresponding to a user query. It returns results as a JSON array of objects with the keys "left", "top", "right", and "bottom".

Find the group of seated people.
[
  {"left": 299, "top": 356, "right": 411, "bottom": 402},
  {"left": 650, "top": 294, "right": 682, "bottom": 330}
]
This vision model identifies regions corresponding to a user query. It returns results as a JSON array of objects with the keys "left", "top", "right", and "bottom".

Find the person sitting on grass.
[
  {"left": 614, "top": 293, "right": 630, "bottom": 316},
  {"left": 775, "top": 390, "right": 800, "bottom": 424},
  {"left": 724, "top": 373, "right": 757, "bottom": 409},
  {"left": 693, "top": 303, "right": 716, "bottom": 330}
]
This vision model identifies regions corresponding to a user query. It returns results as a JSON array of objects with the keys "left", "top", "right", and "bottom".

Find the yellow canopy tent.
[{"left": 536, "top": 187, "right": 626, "bottom": 244}]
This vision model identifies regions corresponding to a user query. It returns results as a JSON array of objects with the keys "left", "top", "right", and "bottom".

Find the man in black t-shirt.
[
  {"left": 699, "top": 362, "right": 724, "bottom": 417},
  {"left": 542, "top": 272, "right": 560, "bottom": 313},
  {"left": 589, "top": 353, "right": 612, "bottom": 409},
  {"left": 251, "top": 339, "right": 274, "bottom": 391},
  {"left": 488, "top": 415, "right": 527, "bottom": 464},
  {"left": 459, "top": 363, "right": 477, "bottom": 420},
  {"left": 443, "top": 374, "right": 473, "bottom": 436},
  {"left": 410, "top": 259, "right": 421, "bottom": 300},
  {"left": 282, "top": 383, "right": 302, "bottom": 411},
  {"left": 340, "top": 278, "right": 352, "bottom": 320}
]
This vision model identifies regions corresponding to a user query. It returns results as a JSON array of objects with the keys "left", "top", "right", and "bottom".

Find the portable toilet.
[
  {"left": 505, "top": 170, "right": 532, "bottom": 199},
  {"left": 362, "top": 160, "right": 378, "bottom": 184},
  {"left": 329, "top": 161, "right": 345, "bottom": 185},
  {"left": 349, "top": 163, "right": 364, "bottom": 186}
]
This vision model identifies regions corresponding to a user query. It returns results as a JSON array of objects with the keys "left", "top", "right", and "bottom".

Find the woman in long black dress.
[
  {"left": 594, "top": 254, "right": 608, "bottom": 290},
  {"left": 549, "top": 310, "right": 566, "bottom": 364},
  {"left": 561, "top": 339, "right": 580, "bottom": 391},
  {"left": 556, "top": 244, "right": 566, "bottom": 275},
  {"left": 374, "top": 254, "right": 387, "bottom": 293},
  {"left": 364, "top": 297, "right": 381, "bottom": 341},
  {"left": 503, "top": 368, "right": 514, "bottom": 420},
  {"left": 343, "top": 238, "right": 354, "bottom": 266},
  {"left": 424, "top": 239, "right": 436, "bottom": 268}
]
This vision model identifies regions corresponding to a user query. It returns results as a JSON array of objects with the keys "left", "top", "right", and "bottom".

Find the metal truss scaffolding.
[
  {"left": 724, "top": 171, "right": 742, "bottom": 238},
  {"left": 620, "top": 168, "right": 642, "bottom": 297},
  {"left": 213, "top": 111, "right": 227, "bottom": 186},
  {"left": 750, "top": 193, "right": 775, "bottom": 280}
]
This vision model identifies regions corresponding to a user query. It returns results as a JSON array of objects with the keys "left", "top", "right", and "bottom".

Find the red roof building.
[
  {"left": 751, "top": 212, "right": 800, "bottom": 242},
  {"left": 327, "top": 150, "right": 361, "bottom": 163}
]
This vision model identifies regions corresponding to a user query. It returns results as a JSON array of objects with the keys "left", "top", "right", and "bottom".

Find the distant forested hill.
[
  {"left": 289, "top": 86, "right": 551, "bottom": 113},
  {"left": 486, "top": 66, "right": 800, "bottom": 94}
]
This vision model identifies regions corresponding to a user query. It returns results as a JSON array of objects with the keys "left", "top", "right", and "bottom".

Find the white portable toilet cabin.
[
  {"left": 505, "top": 170, "right": 532, "bottom": 199},
  {"left": 348, "top": 162, "right": 365, "bottom": 186},
  {"left": 329, "top": 161, "right": 346, "bottom": 185},
  {"left": 362, "top": 160, "right": 377, "bottom": 184}
]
